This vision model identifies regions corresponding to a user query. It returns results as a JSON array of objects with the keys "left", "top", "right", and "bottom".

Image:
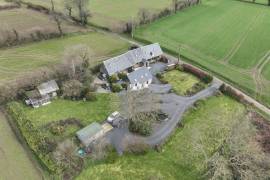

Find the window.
[
  {"left": 146, "top": 81, "right": 149, "bottom": 84},
  {"left": 135, "top": 83, "right": 137, "bottom": 86}
]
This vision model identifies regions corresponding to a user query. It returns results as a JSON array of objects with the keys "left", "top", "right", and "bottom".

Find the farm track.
[
  {"left": 253, "top": 51, "right": 270, "bottom": 98},
  {"left": 222, "top": 11, "right": 264, "bottom": 63}
]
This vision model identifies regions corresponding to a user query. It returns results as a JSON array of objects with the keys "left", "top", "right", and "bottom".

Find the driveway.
[{"left": 107, "top": 80, "right": 222, "bottom": 153}]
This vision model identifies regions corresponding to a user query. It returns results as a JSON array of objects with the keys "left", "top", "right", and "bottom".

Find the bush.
[
  {"left": 156, "top": 72, "right": 162, "bottom": 79},
  {"left": 111, "top": 83, "right": 122, "bottom": 93},
  {"left": 108, "top": 74, "right": 118, "bottom": 83},
  {"left": 182, "top": 64, "right": 213, "bottom": 83},
  {"left": 121, "top": 83, "right": 127, "bottom": 90},
  {"left": 185, "top": 82, "right": 206, "bottom": 96},
  {"left": 61, "top": 80, "right": 83, "bottom": 99},
  {"left": 219, "top": 84, "right": 245, "bottom": 103},
  {"left": 118, "top": 72, "right": 128, "bottom": 81},
  {"left": 85, "top": 92, "right": 97, "bottom": 101}
]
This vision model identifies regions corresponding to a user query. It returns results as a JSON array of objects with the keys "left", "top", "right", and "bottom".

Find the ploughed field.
[
  {"left": 135, "top": 0, "right": 270, "bottom": 107},
  {"left": 0, "top": 32, "right": 129, "bottom": 84}
]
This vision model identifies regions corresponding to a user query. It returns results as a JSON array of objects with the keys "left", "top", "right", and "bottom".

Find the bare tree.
[
  {"left": 50, "top": 0, "right": 63, "bottom": 36},
  {"left": 91, "top": 138, "right": 111, "bottom": 160},
  {"left": 64, "top": 0, "right": 74, "bottom": 17},
  {"left": 172, "top": 0, "right": 178, "bottom": 13},
  {"left": 62, "top": 44, "right": 93, "bottom": 78},
  {"left": 74, "top": 0, "right": 90, "bottom": 25}
]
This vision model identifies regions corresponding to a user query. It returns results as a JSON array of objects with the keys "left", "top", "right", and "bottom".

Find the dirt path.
[{"left": 0, "top": 111, "right": 43, "bottom": 180}]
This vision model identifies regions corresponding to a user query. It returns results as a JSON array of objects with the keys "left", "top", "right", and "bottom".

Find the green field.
[
  {"left": 0, "top": 111, "right": 42, "bottom": 180},
  {"left": 19, "top": 94, "right": 118, "bottom": 127},
  {"left": 21, "top": 0, "right": 171, "bottom": 30},
  {"left": 0, "top": 32, "right": 129, "bottom": 84},
  {"left": 135, "top": 0, "right": 270, "bottom": 107},
  {"left": 161, "top": 70, "right": 203, "bottom": 95},
  {"left": 77, "top": 96, "right": 246, "bottom": 179},
  {"left": 0, "top": 8, "right": 83, "bottom": 37}
]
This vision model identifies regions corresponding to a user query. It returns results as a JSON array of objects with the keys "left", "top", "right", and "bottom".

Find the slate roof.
[
  {"left": 103, "top": 43, "right": 163, "bottom": 76},
  {"left": 37, "top": 80, "right": 59, "bottom": 96},
  {"left": 127, "top": 67, "right": 153, "bottom": 84},
  {"left": 76, "top": 122, "right": 103, "bottom": 147}
]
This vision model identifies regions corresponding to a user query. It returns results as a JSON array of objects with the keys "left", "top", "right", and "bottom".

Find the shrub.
[
  {"left": 85, "top": 92, "right": 97, "bottom": 101},
  {"left": 118, "top": 72, "right": 128, "bottom": 81},
  {"left": 61, "top": 80, "right": 83, "bottom": 99},
  {"left": 156, "top": 72, "right": 162, "bottom": 79},
  {"left": 219, "top": 84, "right": 245, "bottom": 103},
  {"left": 111, "top": 83, "right": 122, "bottom": 93},
  {"left": 108, "top": 74, "right": 118, "bottom": 83},
  {"left": 121, "top": 83, "right": 127, "bottom": 90},
  {"left": 182, "top": 64, "right": 213, "bottom": 83}
]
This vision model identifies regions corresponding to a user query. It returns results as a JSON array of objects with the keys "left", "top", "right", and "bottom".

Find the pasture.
[
  {"left": 77, "top": 96, "right": 247, "bottom": 179},
  {"left": 0, "top": 8, "right": 86, "bottom": 44},
  {"left": 21, "top": 0, "right": 171, "bottom": 29},
  {"left": 0, "top": 32, "right": 129, "bottom": 84},
  {"left": 135, "top": 0, "right": 270, "bottom": 107},
  {"left": 0, "top": 111, "right": 42, "bottom": 180}
]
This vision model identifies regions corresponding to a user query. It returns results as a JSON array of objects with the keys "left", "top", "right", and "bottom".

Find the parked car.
[{"left": 107, "top": 111, "right": 120, "bottom": 123}]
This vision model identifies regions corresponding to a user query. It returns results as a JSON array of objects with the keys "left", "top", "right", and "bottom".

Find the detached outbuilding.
[
  {"left": 25, "top": 80, "right": 59, "bottom": 108},
  {"left": 76, "top": 122, "right": 113, "bottom": 148}
]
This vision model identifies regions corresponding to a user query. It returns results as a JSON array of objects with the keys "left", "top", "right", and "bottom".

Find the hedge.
[
  {"left": 182, "top": 64, "right": 213, "bottom": 83},
  {"left": 6, "top": 102, "right": 60, "bottom": 174}
]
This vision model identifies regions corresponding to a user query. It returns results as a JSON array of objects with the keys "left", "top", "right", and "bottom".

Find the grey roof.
[
  {"left": 127, "top": 67, "right": 153, "bottom": 84},
  {"left": 103, "top": 43, "right": 163, "bottom": 76},
  {"left": 76, "top": 122, "right": 103, "bottom": 147},
  {"left": 37, "top": 80, "right": 59, "bottom": 96}
]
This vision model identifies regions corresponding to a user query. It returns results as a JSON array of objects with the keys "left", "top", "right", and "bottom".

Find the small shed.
[
  {"left": 37, "top": 80, "right": 59, "bottom": 97},
  {"left": 76, "top": 122, "right": 113, "bottom": 147}
]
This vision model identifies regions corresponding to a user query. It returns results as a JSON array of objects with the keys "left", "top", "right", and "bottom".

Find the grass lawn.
[
  {"left": 161, "top": 70, "right": 203, "bottom": 96},
  {"left": 134, "top": 0, "right": 270, "bottom": 107},
  {"left": 77, "top": 95, "right": 246, "bottom": 179},
  {"left": 0, "top": 111, "right": 42, "bottom": 180},
  {"left": 21, "top": 0, "right": 171, "bottom": 29},
  {"left": 18, "top": 93, "right": 119, "bottom": 127},
  {"left": 0, "top": 32, "right": 129, "bottom": 84}
]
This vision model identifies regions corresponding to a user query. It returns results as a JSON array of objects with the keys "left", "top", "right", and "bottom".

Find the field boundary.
[
  {"left": 236, "top": 0, "right": 270, "bottom": 6},
  {"left": 1, "top": 107, "right": 49, "bottom": 179}
]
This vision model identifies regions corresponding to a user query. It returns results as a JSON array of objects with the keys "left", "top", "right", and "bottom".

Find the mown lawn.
[
  {"left": 0, "top": 32, "right": 129, "bottom": 84},
  {"left": 17, "top": 93, "right": 119, "bottom": 127},
  {"left": 77, "top": 95, "right": 246, "bottom": 179},
  {"left": 134, "top": 0, "right": 270, "bottom": 107},
  {"left": 161, "top": 70, "right": 202, "bottom": 95}
]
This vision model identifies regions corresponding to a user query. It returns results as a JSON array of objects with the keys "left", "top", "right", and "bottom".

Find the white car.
[{"left": 107, "top": 111, "right": 120, "bottom": 123}]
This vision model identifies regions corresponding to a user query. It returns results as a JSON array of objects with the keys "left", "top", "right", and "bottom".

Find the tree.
[
  {"left": 172, "top": 0, "right": 178, "bottom": 13},
  {"left": 74, "top": 0, "right": 90, "bottom": 25},
  {"left": 62, "top": 44, "right": 93, "bottom": 79},
  {"left": 50, "top": 0, "right": 63, "bottom": 36},
  {"left": 62, "top": 79, "right": 83, "bottom": 99},
  {"left": 120, "top": 89, "right": 161, "bottom": 136},
  {"left": 64, "top": 0, "right": 74, "bottom": 17}
]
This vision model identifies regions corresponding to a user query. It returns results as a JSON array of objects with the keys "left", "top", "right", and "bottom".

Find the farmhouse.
[
  {"left": 76, "top": 122, "right": 113, "bottom": 148},
  {"left": 25, "top": 80, "right": 59, "bottom": 108},
  {"left": 128, "top": 67, "right": 153, "bottom": 90},
  {"left": 101, "top": 43, "right": 163, "bottom": 76}
]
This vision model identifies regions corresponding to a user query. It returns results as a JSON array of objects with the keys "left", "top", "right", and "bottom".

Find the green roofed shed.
[{"left": 76, "top": 122, "right": 103, "bottom": 147}]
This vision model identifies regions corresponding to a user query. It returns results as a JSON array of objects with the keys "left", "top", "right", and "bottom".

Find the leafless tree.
[
  {"left": 50, "top": 0, "right": 63, "bottom": 36},
  {"left": 74, "top": 0, "right": 90, "bottom": 25},
  {"left": 172, "top": 0, "right": 178, "bottom": 13},
  {"left": 62, "top": 44, "right": 93, "bottom": 78},
  {"left": 64, "top": 0, "right": 74, "bottom": 17}
]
